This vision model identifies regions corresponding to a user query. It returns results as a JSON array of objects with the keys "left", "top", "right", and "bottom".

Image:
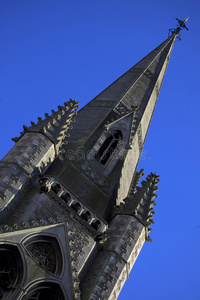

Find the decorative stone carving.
[
  {"left": 39, "top": 178, "right": 51, "bottom": 193},
  {"left": 0, "top": 216, "right": 63, "bottom": 234},
  {"left": 68, "top": 227, "right": 91, "bottom": 299},
  {"left": 94, "top": 232, "right": 109, "bottom": 244},
  {"left": 112, "top": 172, "right": 159, "bottom": 242},
  {"left": 129, "top": 106, "right": 139, "bottom": 147},
  {"left": 137, "top": 123, "right": 143, "bottom": 153},
  {"left": 0, "top": 162, "right": 29, "bottom": 213},
  {"left": 114, "top": 102, "right": 131, "bottom": 116},
  {"left": 128, "top": 168, "right": 144, "bottom": 197}
]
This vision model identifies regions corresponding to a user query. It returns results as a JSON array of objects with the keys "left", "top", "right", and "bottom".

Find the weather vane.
[
  {"left": 169, "top": 17, "right": 189, "bottom": 41},
  {"left": 176, "top": 17, "right": 189, "bottom": 30}
]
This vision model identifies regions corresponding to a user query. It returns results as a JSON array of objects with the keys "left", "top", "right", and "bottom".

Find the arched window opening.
[
  {"left": 61, "top": 192, "right": 71, "bottom": 204},
  {"left": 96, "top": 135, "right": 113, "bottom": 160},
  {"left": 0, "top": 244, "right": 23, "bottom": 295},
  {"left": 95, "top": 130, "right": 123, "bottom": 166},
  {"left": 39, "top": 178, "right": 51, "bottom": 193},
  {"left": 24, "top": 236, "right": 63, "bottom": 276},
  {"left": 51, "top": 184, "right": 61, "bottom": 194},
  {"left": 81, "top": 211, "right": 91, "bottom": 222},
  {"left": 71, "top": 202, "right": 81, "bottom": 212},
  {"left": 91, "top": 220, "right": 101, "bottom": 230}
]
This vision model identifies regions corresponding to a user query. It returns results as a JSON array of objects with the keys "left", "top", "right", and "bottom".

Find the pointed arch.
[{"left": 24, "top": 235, "right": 63, "bottom": 276}]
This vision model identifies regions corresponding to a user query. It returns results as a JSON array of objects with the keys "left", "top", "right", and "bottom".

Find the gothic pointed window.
[
  {"left": 24, "top": 236, "right": 63, "bottom": 276},
  {"left": 95, "top": 130, "right": 123, "bottom": 166}
]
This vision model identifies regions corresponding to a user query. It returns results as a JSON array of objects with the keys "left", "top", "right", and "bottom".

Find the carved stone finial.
[
  {"left": 94, "top": 232, "right": 109, "bottom": 244},
  {"left": 23, "top": 125, "right": 28, "bottom": 131},
  {"left": 11, "top": 137, "right": 19, "bottom": 143},
  {"left": 39, "top": 178, "right": 51, "bottom": 193}
]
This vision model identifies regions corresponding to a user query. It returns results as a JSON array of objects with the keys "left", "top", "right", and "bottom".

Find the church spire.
[
  {"left": 0, "top": 26, "right": 184, "bottom": 300},
  {"left": 45, "top": 28, "right": 180, "bottom": 216},
  {"left": 61, "top": 28, "right": 180, "bottom": 153}
]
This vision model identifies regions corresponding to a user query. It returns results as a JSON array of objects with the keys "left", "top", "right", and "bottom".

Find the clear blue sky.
[{"left": 0, "top": 1, "right": 200, "bottom": 299}]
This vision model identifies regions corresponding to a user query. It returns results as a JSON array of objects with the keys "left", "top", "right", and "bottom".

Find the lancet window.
[{"left": 95, "top": 130, "right": 123, "bottom": 166}]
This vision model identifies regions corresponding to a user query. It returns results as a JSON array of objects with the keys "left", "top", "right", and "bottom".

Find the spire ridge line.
[{"left": 114, "top": 33, "right": 177, "bottom": 110}]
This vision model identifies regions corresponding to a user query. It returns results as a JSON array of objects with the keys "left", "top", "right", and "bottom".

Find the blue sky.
[{"left": 0, "top": 0, "right": 200, "bottom": 299}]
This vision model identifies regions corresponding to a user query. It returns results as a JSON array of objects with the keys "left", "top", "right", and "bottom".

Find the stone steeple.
[
  {"left": 45, "top": 28, "right": 180, "bottom": 217},
  {"left": 62, "top": 28, "right": 179, "bottom": 152},
  {"left": 0, "top": 28, "right": 180, "bottom": 300}
]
